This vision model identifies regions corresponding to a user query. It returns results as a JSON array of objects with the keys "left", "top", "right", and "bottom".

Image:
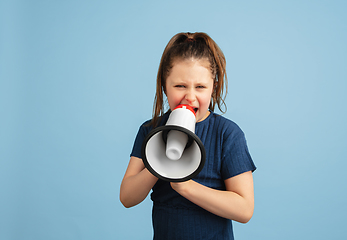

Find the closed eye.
[{"left": 175, "top": 85, "right": 185, "bottom": 88}]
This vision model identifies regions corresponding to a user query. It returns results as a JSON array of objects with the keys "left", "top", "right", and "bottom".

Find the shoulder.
[
  {"left": 138, "top": 112, "right": 170, "bottom": 135},
  {"left": 139, "top": 119, "right": 152, "bottom": 130},
  {"left": 208, "top": 112, "right": 244, "bottom": 139},
  {"left": 136, "top": 119, "right": 153, "bottom": 139}
]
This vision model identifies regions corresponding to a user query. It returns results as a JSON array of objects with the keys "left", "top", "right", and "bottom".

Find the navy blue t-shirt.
[{"left": 131, "top": 111, "right": 256, "bottom": 240}]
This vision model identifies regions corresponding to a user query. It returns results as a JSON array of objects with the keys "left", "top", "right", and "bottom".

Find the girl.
[{"left": 120, "top": 32, "right": 256, "bottom": 240}]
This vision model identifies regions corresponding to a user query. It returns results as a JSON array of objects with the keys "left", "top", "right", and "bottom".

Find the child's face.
[{"left": 165, "top": 59, "right": 214, "bottom": 122}]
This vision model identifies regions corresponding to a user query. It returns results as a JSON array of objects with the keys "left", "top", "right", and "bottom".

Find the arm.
[
  {"left": 170, "top": 171, "right": 254, "bottom": 223},
  {"left": 120, "top": 156, "right": 158, "bottom": 208}
]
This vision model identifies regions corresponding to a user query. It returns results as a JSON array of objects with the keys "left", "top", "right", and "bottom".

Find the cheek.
[
  {"left": 200, "top": 92, "right": 213, "bottom": 106},
  {"left": 201, "top": 99, "right": 211, "bottom": 110},
  {"left": 166, "top": 91, "right": 182, "bottom": 109}
]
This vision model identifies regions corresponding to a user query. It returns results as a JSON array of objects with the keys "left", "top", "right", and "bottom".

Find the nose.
[{"left": 184, "top": 89, "right": 196, "bottom": 104}]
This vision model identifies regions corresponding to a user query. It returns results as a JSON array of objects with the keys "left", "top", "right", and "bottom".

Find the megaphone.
[{"left": 141, "top": 104, "right": 206, "bottom": 182}]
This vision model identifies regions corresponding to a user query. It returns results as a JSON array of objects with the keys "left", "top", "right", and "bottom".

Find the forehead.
[
  {"left": 172, "top": 57, "right": 210, "bottom": 69},
  {"left": 167, "top": 58, "right": 213, "bottom": 81}
]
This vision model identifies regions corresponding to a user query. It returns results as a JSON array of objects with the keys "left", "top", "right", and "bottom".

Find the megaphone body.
[{"left": 141, "top": 104, "right": 206, "bottom": 182}]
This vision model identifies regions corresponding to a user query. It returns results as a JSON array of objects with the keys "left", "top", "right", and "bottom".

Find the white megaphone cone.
[{"left": 141, "top": 104, "right": 206, "bottom": 182}]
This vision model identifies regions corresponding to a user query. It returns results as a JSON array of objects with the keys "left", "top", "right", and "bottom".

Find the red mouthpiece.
[{"left": 174, "top": 104, "right": 197, "bottom": 116}]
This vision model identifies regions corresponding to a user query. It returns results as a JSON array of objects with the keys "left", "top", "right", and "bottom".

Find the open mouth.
[{"left": 176, "top": 104, "right": 198, "bottom": 115}]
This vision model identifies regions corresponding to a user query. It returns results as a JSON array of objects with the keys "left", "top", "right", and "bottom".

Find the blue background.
[{"left": 1, "top": 0, "right": 346, "bottom": 239}]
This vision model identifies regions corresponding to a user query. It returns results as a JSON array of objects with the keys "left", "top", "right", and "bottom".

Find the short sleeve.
[
  {"left": 130, "top": 122, "right": 150, "bottom": 159},
  {"left": 221, "top": 131, "right": 256, "bottom": 180}
]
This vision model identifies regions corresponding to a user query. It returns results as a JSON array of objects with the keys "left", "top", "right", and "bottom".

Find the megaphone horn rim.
[{"left": 141, "top": 125, "right": 206, "bottom": 182}]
